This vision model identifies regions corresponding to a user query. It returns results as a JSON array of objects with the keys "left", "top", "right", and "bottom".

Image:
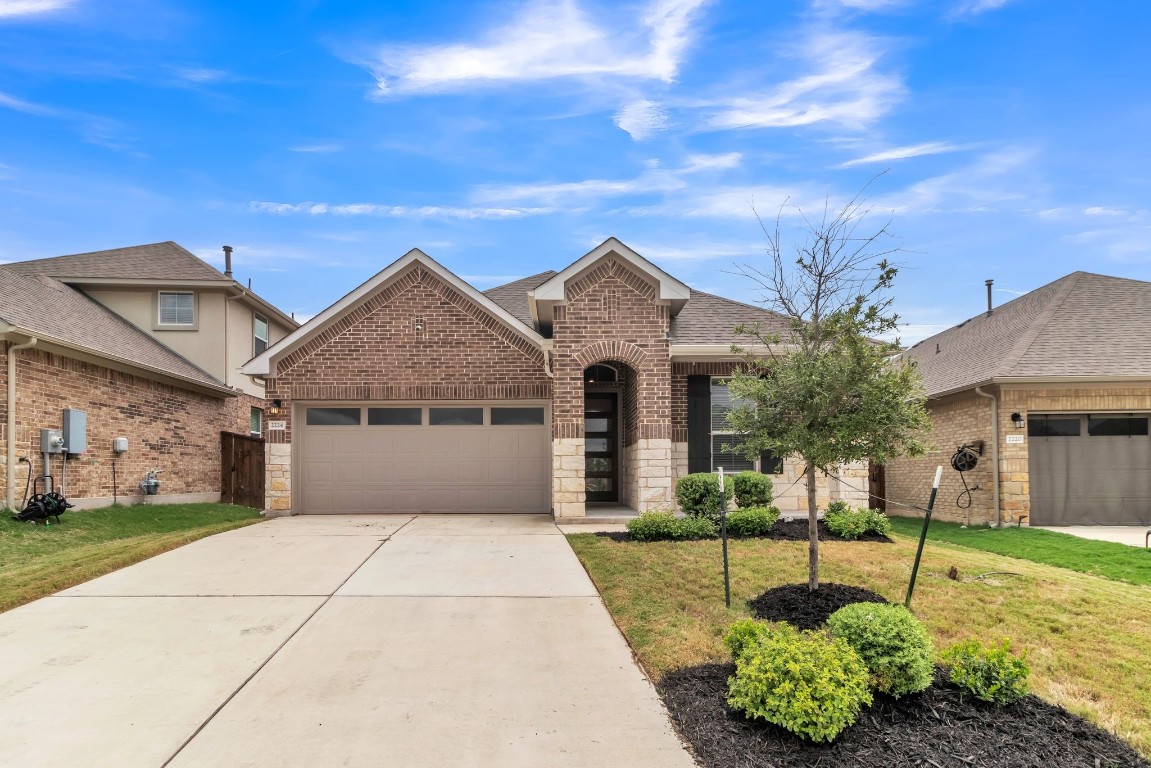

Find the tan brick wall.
[{"left": 1, "top": 346, "right": 253, "bottom": 508}]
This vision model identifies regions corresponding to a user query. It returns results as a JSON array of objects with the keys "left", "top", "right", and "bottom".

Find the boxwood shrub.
[
  {"left": 732, "top": 471, "right": 773, "bottom": 508},
  {"left": 675, "top": 472, "right": 734, "bottom": 523},
  {"left": 725, "top": 506, "right": 781, "bottom": 537},
  {"left": 726, "top": 622, "right": 872, "bottom": 743},
  {"left": 827, "top": 602, "right": 934, "bottom": 698},
  {"left": 824, "top": 502, "right": 891, "bottom": 539},
  {"left": 941, "top": 639, "right": 1030, "bottom": 705},
  {"left": 626, "top": 511, "right": 718, "bottom": 542}
]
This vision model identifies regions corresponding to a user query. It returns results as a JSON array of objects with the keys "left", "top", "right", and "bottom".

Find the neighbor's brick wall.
[{"left": 0, "top": 347, "right": 254, "bottom": 506}]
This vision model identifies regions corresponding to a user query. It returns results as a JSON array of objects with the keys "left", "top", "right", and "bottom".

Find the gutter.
[
  {"left": 973, "top": 386, "right": 1001, "bottom": 527},
  {"left": 5, "top": 334, "right": 38, "bottom": 511}
]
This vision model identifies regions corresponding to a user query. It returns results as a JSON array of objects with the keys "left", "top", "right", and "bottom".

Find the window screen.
[
  {"left": 305, "top": 408, "right": 361, "bottom": 426},
  {"left": 429, "top": 407, "right": 483, "bottom": 426},
  {"left": 491, "top": 407, "right": 545, "bottom": 425},
  {"left": 711, "top": 379, "right": 755, "bottom": 472},
  {"left": 254, "top": 315, "right": 269, "bottom": 355},
  {"left": 158, "top": 292, "right": 194, "bottom": 325},
  {"left": 368, "top": 408, "right": 422, "bottom": 426}
]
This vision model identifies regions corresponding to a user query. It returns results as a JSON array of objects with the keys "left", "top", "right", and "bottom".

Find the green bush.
[
  {"left": 725, "top": 506, "right": 781, "bottom": 537},
  {"left": 675, "top": 472, "right": 734, "bottom": 523},
  {"left": 626, "top": 511, "right": 718, "bottom": 542},
  {"left": 723, "top": 618, "right": 774, "bottom": 661},
  {"left": 860, "top": 508, "right": 892, "bottom": 536},
  {"left": 824, "top": 502, "right": 867, "bottom": 539},
  {"left": 827, "top": 603, "right": 934, "bottom": 698},
  {"left": 727, "top": 623, "right": 872, "bottom": 743},
  {"left": 941, "top": 639, "right": 1030, "bottom": 705},
  {"left": 732, "top": 471, "right": 773, "bottom": 508}
]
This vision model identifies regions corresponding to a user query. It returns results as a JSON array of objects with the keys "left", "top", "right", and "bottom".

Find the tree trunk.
[{"left": 806, "top": 458, "right": 819, "bottom": 591}]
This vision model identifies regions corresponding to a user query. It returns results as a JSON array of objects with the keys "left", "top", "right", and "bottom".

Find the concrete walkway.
[
  {"left": 1036, "top": 525, "right": 1151, "bottom": 548},
  {"left": 0, "top": 515, "right": 695, "bottom": 768}
]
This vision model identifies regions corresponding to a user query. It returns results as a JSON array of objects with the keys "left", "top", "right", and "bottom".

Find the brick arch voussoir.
[{"left": 574, "top": 340, "right": 647, "bottom": 370}]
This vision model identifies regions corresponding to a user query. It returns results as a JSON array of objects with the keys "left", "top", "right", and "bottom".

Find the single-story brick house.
[
  {"left": 243, "top": 238, "right": 868, "bottom": 519},
  {"left": 886, "top": 271, "right": 1151, "bottom": 527},
  {"left": 1, "top": 243, "right": 295, "bottom": 511}
]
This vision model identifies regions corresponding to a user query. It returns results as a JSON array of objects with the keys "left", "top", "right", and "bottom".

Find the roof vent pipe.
[
  {"left": 985, "top": 279, "right": 993, "bottom": 315},
  {"left": 223, "top": 245, "right": 233, "bottom": 279}
]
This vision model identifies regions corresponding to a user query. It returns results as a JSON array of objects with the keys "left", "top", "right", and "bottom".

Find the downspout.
[
  {"left": 974, "top": 386, "right": 1001, "bottom": 527},
  {"left": 6, "top": 336, "right": 38, "bottom": 511}
]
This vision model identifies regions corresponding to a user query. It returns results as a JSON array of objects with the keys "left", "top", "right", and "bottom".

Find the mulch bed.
[
  {"left": 595, "top": 519, "right": 893, "bottom": 544},
  {"left": 747, "top": 582, "right": 889, "bottom": 630},
  {"left": 660, "top": 664, "right": 1149, "bottom": 768}
]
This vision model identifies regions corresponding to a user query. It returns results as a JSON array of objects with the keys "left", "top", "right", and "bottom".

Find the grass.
[
  {"left": 0, "top": 503, "right": 262, "bottom": 612},
  {"left": 887, "top": 516, "right": 1151, "bottom": 586},
  {"left": 567, "top": 532, "right": 1151, "bottom": 758}
]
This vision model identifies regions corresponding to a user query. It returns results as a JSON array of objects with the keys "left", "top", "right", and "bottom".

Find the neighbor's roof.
[
  {"left": 904, "top": 271, "right": 1151, "bottom": 397},
  {"left": 5, "top": 241, "right": 231, "bottom": 282},
  {"left": 482, "top": 271, "right": 556, "bottom": 327},
  {"left": 0, "top": 267, "right": 231, "bottom": 393}
]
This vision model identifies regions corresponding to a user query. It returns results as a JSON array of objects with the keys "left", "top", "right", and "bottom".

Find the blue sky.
[{"left": 2, "top": 0, "right": 1149, "bottom": 341}]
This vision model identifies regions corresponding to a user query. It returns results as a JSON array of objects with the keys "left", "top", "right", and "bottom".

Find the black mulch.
[
  {"left": 660, "top": 663, "right": 1149, "bottom": 768},
  {"left": 747, "top": 582, "right": 889, "bottom": 630},
  {"left": 594, "top": 519, "right": 893, "bottom": 544}
]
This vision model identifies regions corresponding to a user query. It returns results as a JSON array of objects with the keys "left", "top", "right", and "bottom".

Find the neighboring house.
[
  {"left": 886, "top": 271, "right": 1151, "bottom": 527},
  {"left": 1, "top": 242, "right": 297, "bottom": 511},
  {"left": 243, "top": 238, "right": 868, "bottom": 518}
]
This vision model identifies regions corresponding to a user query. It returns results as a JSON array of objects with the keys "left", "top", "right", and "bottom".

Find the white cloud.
[
  {"left": 874, "top": 148, "right": 1035, "bottom": 213},
  {"left": 0, "top": 90, "right": 59, "bottom": 116},
  {"left": 681, "top": 152, "right": 742, "bottom": 173},
  {"left": 248, "top": 201, "right": 555, "bottom": 219},
  {"left": 174, "top": 67, "right": 227, "bottom": 83},
  {"left": 371, "top": 0, "right": 709, "bottom": 94},
  {"left": 1084, "top": 206, "right": 1124, "bottom": 217},
  {"left": 628, "top": 241, "right": 757, "bottom": 262},
  {"left": 474, "top": 169, "right": 686, "bottom": 205},
  {"left": 0, "top": 0, "right": 75, "bottom": 19},
  {"left": 954, "top": 0, "right": 1013, "bottom": 14},
  {"left": 838, "top": 141, "right": 965, "bottom": 168},
  {"left": 289, "top": 143, "right": 343, "bottom": 154},
  {"left": 704, "top": 31, "right": 904, "bottom": 132},
  {"left": 812, "top": 0, "right": 910, "bottom": 12},
  {"left": 614, "top": 99, "right": 669, "bottom": 140}
]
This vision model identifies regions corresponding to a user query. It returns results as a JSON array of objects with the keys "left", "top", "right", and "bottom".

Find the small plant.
[
  {"left": 860, "top": 507, "right": 892, "bottom": 536},
  {"left": 725, "top": 506, "right": 781, "bottom": 537},
  {"left": 675, "top": 472, "right": 734, "bottom": 523},
  {"left": 824, "top": 501, "right": 867, "bottom": 539},
  {"left": 626, "top": 511, "right": 718, "bottom": 542},
  {"left": 941, "top": 639, "right": 1030, "bottom": 705},
  {"left": 723, "top": 618, "right": 773, "bottom": 661},
  {"left": 827, "top": 603, "right": 934, "bottom": 698},
  {"left": 727, "top": 622, "right": 872, "bottom": 743},
  {"left": 731, "top": 471, "right": 773, "bottom": 508}
]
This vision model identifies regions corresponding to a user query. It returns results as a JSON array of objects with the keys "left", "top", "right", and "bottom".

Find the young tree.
[{"left": 725, "top": 188, "right": 931, "bottom": 591}]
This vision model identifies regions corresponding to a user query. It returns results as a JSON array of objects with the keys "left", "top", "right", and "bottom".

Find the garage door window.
[
  {"left": 306, "top": 407, "right": 361, "bottom": 426},
  {"left": 1027, "top": 416, "right": 1081, "bottom": 437},
  {"left": 1088, "top": 416, "right": 1149, "bottom": 437},
  {"left": 429, "top": 407, "right": 483, "bottom": 426},
  {"left": 491, "top": 407, "right": 545, "bottom": 425},
  {"left": 368, "top": 407, "right": 422, "bottom": 426}
]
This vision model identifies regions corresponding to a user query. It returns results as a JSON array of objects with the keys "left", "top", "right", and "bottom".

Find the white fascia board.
[
  {"left": 533, "top": 237, "right": 691, "bottom": 302},
  {"left": 242, "top": 249, "right": 545, "bottom": 377},
  {"left": 670, "top": 343, "right": 783, "bottom": 360}
]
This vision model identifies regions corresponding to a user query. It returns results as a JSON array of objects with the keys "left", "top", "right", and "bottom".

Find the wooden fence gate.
[{"left": 221, "top": 432, "right": 265, "bottom": 510}]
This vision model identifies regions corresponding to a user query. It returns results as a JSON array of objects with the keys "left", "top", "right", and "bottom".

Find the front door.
[{"left": 584, "top": 393, "right": 618, "bottom": 503}]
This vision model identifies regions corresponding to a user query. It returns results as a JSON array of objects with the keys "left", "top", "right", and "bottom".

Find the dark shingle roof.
[
  {"left": 5, "top": 241, "right": 229, "bottom": 282},
  {"left": 670, "top": 290, "right": 792, "bottom": 344},
  {"left": 905, "top": 271, "right": 1151, "bottom": 397},
  {"left": 483, "top": 271, "right": 557, "bottom": 326},
  {"left": 0, "top": 267, "right": 229, "bottom": 392}
]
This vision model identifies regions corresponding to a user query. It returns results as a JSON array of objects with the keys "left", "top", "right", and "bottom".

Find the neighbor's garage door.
[
  {"left": 299, "top": 403, "right": 549, "bottom": 514},
  {"left": 1028, "top": 413, "right": 1151, "bottom": 525}
]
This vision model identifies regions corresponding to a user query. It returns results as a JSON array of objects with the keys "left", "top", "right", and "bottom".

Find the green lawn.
[
  {"left": 568, "top": 532, "right": 1151, "bottom": 758},
  {"left": 888, "top": 516, "right": 1151, "bottom": 586},
  {"left": 0, "top": 503, "right": 262, "bottom": 612}
]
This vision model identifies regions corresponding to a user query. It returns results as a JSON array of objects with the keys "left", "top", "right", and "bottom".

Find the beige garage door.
[{"left": 299, "top": 403, "right": 550, "bottom": 514}]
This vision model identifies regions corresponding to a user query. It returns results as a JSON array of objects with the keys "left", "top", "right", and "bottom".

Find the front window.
[
  {"left": 253, "top": 314, "right": 269, "bottom": 356},
  {"left": 249, "top": 407, "right": 262, "bottom": 436},
  {"left": 158, "top": 291, "right": 194, "bottom": 326},
  {"left": 711, "top": 378, "right": 755, "bottom": 472}
]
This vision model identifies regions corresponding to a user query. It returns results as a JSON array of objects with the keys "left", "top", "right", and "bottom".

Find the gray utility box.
[
  {"left": 62, "top": 408, "right": 87, "bottom": 454},
  {"left": 40, "top": 429, "right": 63, "bottom": 454}
]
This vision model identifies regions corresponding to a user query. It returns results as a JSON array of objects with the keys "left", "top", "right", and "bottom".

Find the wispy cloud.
[
  {"left": 174, "top": 67, "right": 227, "bottom": 83},
  {"left": 614, "top": 99, "right": 669, "bottom": 140},
  {"left": 954, "top": 0, "right": 1014, "bottom": 15},
  {"left": 473, "top": 158, "right": 707, "bottom": 205},
  {"left": 248, "top": 201, "right": 555, "bottom": 220},
  {"left": 370, "top": 0, "right": 710, "bottom": 94},
  {"left": 874, "top": 148, "right": 1035, "bottom": 213},
  {"left": 0, "top": 0, "right": 76, "bottom": 19},
  {"left": 681, "top": 152, "right": 742, "bottom": 173},
  {"left": 838, "top": 141, "right": 965, "bottom": 167},
  {"left": 629, "top": 240, "right": 758, "bottom": 262},
  {"left": 0, "top": 89, "right": 136, "bottom": 153},
  {"left": 812, "top": 0, "right": 911, "bottom": 12},
  {"left": 289, "top": 143, "right": 343, "bottom": 154},
  {"left": 703, "top": 31, "right": 904, "bottom": 131},
  {"left": 0, "top": 90, "right": 59, "bottom": 117}
]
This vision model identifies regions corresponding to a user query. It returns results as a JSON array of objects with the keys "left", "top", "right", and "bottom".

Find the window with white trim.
[
  {"left": 711, "top": 378, "right": 756, "bottom": 472},
  {"left": 250, "top": 407, "right": 262, "bottom": 436},
  {"left": 158, "top": 291, "right": 195, "bottom": 326},
  {"left": 253, "top": 314, "right": 269, "bottom": 356}
]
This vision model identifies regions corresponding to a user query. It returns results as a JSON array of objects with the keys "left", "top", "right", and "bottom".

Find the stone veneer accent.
[
  {"left": 265, "top": 442, "right": 292, "bottom": 514},
  {"left": 552, "top": 437, "right": 585, "bottom": 518},
  {"left": 631, "top": 438, "right": 673, "bottom": 511}
]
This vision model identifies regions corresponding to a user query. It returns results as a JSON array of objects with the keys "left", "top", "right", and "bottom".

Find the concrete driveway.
[
  {"left": 0, "top": 515, "right": 695, "bottom": 768},
  {"left": 1035, "top": 525, "right": 1151, "bottom": 548}
]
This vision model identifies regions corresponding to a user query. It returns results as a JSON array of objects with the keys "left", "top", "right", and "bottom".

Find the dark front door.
[
  {"left": 584, "top": 393, "right": 618, "bottom": 503},
  {"left": 221, "top": 432, "right": 266, "bottom": 510}
]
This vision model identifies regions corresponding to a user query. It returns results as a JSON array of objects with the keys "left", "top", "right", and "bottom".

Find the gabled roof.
[
  {"left": 5, "top": 241, "right": 230, "bottom": 282},
  {"left": 0, "top": 267, "right": 231, "bottom": 394},
  {"left": 483, "top": 271, "right": 557, "bottom": 326},
  {"left": 243, "top": 249, "right": 547, "bottom": 377},
  {"left": 532, "top": 237, "right": 691, "bottom": 305},
  {"left": 670, "top": 289, "right": 792, "bottom": 345},
  {"left": 905, "top": 271, "right": 1151, "bottom": 398}
]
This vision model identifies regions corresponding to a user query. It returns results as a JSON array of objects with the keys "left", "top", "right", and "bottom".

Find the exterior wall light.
[
  {"left": 1011, "top": 412, "right": 1024, "bottom": 429},
  {"left": 269, "top": 399, "right": 282, "bottom": 416}
]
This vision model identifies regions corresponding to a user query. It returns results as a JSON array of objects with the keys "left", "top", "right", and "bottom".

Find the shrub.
[
  {"left": 732, "top": 471, "right": 773, "bottom": 508},
  {"left": 824, "top": 502, "right": 867, "bottom": 539},
  {"left": 860, "top": 508, "right": 892, "bottom": 536},
  {"left": 626, "top": 511, "right": 718, "bottom": 542},
  {"left": 725, "top": 506, "right": 781, "bottom": 537},
  {"left": 941, "top": 639, "right": 1030, "bottom": 705},
  {"left": 675, "top": 472, "right": 734, "bottom": 523},
  {"left": 727, "top": 622, "right": 872, "bottom": 743},
  {"left": 723, "top": 618, "right": 774, "bottom": 661},
  {"left": 827, "top": 603, "right": 934, "bottom": 698}
]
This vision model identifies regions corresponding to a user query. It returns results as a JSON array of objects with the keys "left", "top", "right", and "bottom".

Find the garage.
[
  {"left": 1028, "top": 413, "right": 1151, "bottom": 525},
  {"left": 299, "top": 403, "right": 550, "bottom": 514}
]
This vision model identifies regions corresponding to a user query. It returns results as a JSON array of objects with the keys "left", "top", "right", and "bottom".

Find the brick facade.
[{"left": 1, "top": 345, "right": 255, "bottom": 509}]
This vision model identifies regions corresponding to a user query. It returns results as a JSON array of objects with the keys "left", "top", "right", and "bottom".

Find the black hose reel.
[
  {"left": 13, "top": 470, "right": 73, "bottom": 525},
  {"left": 950, "top": 442, "right": 983, "bottom": 509}
]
